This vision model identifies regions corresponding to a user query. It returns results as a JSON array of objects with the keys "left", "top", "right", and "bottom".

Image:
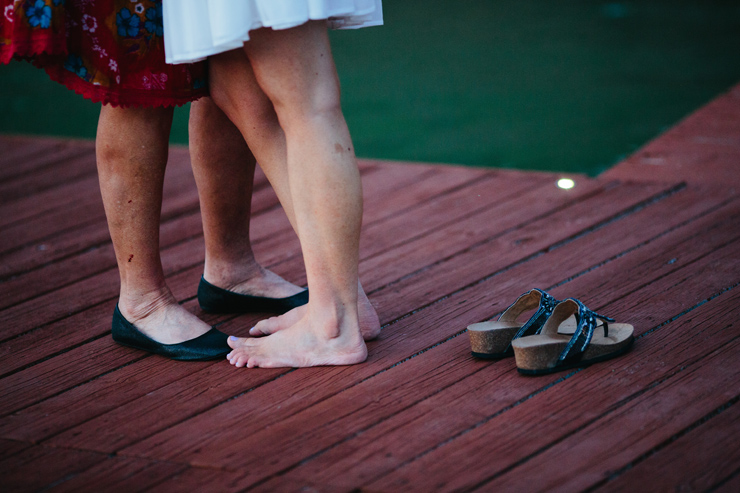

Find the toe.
[
  {"left": 228, "top": 335, "right": 246, "bottom": 349},
  {"left": 250, "top": 317, "right": 277, "bottom": 336}
]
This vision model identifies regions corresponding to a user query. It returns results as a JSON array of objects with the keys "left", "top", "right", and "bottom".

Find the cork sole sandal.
[
  {"left": 468, "top": 289, "right": 574, "bottom": 359},
  {"left": 512, "top": 298, "right": 634, "bottom": 375}
]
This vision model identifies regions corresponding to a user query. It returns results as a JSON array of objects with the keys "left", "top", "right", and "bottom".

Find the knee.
[
  {"left": 272, "top": 81, "right": 343, "bottom": 126},
  {"left": 96, "top": 105, "right": 171, "bottom": 168}
]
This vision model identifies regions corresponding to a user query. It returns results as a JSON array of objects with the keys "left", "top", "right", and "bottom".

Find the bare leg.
[
  {"left": 208, "top": 47, "right": 380, "bottom": 341},
  {"left": 188, "top": 97, "right": 303, "bottom": 299},
  {"left": 97, "top": 105, "right": 211, "bottom": 344},
  {"left": 223, "top": 21, "right": 369, "bottom": 367}
]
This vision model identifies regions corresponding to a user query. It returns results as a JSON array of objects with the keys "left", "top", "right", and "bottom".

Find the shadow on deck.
[{"left": 1, "top": 84, "right": 739, "bottom": 492}]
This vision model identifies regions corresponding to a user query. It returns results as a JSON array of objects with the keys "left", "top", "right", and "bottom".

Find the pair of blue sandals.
[
  {"left": 111, "top": 277, "right": 308, "bottom": 361},
  {"left": 468, "top": 289, "right": 634, "bottom": 375}
]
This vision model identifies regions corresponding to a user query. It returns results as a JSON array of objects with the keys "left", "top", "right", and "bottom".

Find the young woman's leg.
[
  {"left": 223, "top": 21, "right": 370, "bottom": 367},
  {"left": 207, "top": 48, "right": 380, "bottom": 342},
  {"left": 97, "top": 105, "right": 211, "bottom": 344},
  {"left": 188, "top": 97, "right": 303, "bottom": 299}
]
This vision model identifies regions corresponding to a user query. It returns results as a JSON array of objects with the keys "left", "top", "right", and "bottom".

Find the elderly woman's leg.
[
  {"left": 224, "top": 21, "right": 369, "bottom": 367},
  {"left": 206, "top": 49, "right": 380, "bottom": 342},
  {"left": 188, "top": 97, "right": 303, "bottom": 299},
  {"left": 97, "top": 105, "right": 211, "bottom": 344}
]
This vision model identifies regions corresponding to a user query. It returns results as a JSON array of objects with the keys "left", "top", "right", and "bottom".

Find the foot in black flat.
[
  {"left": 111, "top": 305, "right": 230, "bottom": 361},
  {"left": 197, "top": 276, "right": 309, "bottom": 314}
]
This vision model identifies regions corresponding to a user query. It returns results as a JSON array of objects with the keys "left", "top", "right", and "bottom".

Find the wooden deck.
[{"left": 1, "top": 84, "right": 739, "bottom": 492}]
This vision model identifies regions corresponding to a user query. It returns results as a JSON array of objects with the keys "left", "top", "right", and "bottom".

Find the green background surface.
[{"left": 1, "top": 0, "right": 739, "bottom": 175}]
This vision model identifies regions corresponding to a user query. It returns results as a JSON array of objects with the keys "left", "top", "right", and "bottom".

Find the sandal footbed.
[{"left": 511, "top": 323, "right": 634, "bottom": 373}]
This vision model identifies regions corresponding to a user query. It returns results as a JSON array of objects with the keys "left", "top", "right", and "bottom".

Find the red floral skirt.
[{"left": 1, "top": 0, "right": 207, "bottom": 107}]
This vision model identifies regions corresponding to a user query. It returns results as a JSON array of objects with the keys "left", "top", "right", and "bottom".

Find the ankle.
[
  {"left": 308, "top": 303, "right": 361, "bottom": 340},
  {"left": 118, "top": 285, "right": 177, "bottom": 322},
  {"left": 204, "top": 257, "right": 264, "bottom": 290}
]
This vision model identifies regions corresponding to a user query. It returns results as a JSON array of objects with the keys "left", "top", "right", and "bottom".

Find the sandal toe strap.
[{"left": 558, "top": 299, "right": 615, "bottom": 364}]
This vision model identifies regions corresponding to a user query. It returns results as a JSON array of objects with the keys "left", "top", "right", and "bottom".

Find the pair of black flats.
[{"left": 111, "top": 276, "right": 309, "bottom": 361}]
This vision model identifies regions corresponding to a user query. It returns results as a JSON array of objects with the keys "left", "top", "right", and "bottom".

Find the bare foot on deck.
[
  {"left": 119, "top": 291, "right": 211, "bottom": 344},
  {"left": 248, "top": 288, "right": 380, "bottom": 340},
  {"left": 226, "top": 313, "right": 367, "bottom": 368}
]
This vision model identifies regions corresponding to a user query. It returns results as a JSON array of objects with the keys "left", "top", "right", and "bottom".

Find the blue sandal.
[
  {"left": 468, "top": 289, "right": 568, "bottom": 359},
  {"left": 511, "top": 298, "right": 634, "bottom": 375}
]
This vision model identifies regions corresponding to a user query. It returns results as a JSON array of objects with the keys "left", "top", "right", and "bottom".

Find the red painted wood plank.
[
  {"left": 0, "top": 151, "right": 99, "bottom": 204},
  {"left": 112, "top": 187, "right": 736, "bottom": 472},
  {"left": 597, "top": 401, "right": 740, "bottom": 493},
  {"left": 151, "top": 467, "right": 259, "bottom": 493},
  {"left": 0, "top": 136, "right": 93, "bottom": 181},
  {"left": 0, "top": 337, "right": 146, "bottom": 416},
  {"left": 0, "top": 268, "right": 121, "bottom": 340},
  {"left": 0, "top": 438, "right": 32, "bottom": 460},
  {"left": 0, "top": 443, "right": 104, "bottom": 492},
  {"left": 479, "top": 343, "right": 740, "bottom": 492},
  {"left": 0, "top": 332, "right": 214, "bottom": 441},
  {"left": 44, "top": 456, "right": 187, "bottom": 492},
  {"left": 0, "top": 170, "right": 498, "bottom": 421},
  {"left": 0, "top": 301, "right": 117, "bottom": 377},
  {"left": 364, "top": 180, "right": 677, "bottom": 322},
  {"left": 713, "top": 472, "right": 740, "bottom": 493},
  {"left": 43, "top": 361, "right": 292, "bottom": 453},
  {"left": 0, "top": 174, "right": 99, "bottom": 230}
]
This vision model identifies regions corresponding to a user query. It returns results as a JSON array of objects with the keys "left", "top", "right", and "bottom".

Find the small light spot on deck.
[{"left": 557, "top": 178, "right": 575, "bottom": 190}]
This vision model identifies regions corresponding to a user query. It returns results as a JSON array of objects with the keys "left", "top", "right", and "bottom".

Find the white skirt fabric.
[{"left": 163, "top": 0, "right": 383, "bottom": 64}]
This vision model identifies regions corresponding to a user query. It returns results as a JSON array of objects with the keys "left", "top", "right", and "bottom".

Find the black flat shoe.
[
  {"left": 111, "top": 305, "right": 230, "bottom": 361},
  {"left": 197, "top": 276, "right": 309, "bottom": 314}
]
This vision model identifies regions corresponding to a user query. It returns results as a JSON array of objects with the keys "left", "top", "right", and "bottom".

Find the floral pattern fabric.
[{"left": 1, "top": 0, "right": 207, "bottom": 107}]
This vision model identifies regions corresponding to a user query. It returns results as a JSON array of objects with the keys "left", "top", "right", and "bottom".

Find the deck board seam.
[
  {"left": 0, "top": 354, "right": 152, "bottom": 419},
  {"left": 707, "top": 467, "right": 740, "bottom": 493},
  {"left": 0, "top": 154, "right": 98, "bottom": 200},
  {"left": 549, "top": 193, "right": 738, "bottom": 292},
  {"left": 366, "top": 181, "right": 616, "bottom": 297},
  {"left": 545, "top": 182, "right": 687, "bottom": 253},
  {"left": 243, "top": 360, "right": 496, "bottom": 490},
  {"left": 0, "top": 331, "right": 109, "bottom": 381},
  {"left": 465, "top": 334, "right": 740, "bottom": 493},
  {"left": 359, "top": 174, "right": 549, "bottom": 264},
  {"left": 598, "top": 232, "right": 740, "bottom": 316},
  {"left": 373, "top": 181, "right": 686, "bottom": 328},
  {"left": 585, "top": 394, "right": 740, "bottom": 492}
]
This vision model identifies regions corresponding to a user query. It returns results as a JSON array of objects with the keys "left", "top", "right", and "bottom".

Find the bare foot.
[
  {"left": 226, "top": 313, "right": 367, "bottom": 368},
  {"left": 249, "top": 289, "right": 381, "bottom": 340},
  {"left": 205, "top": 264, "right": 304, "bottom": 299},
  {"left": 119, "top": 290, "right": 211, "bottom": 344}
]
